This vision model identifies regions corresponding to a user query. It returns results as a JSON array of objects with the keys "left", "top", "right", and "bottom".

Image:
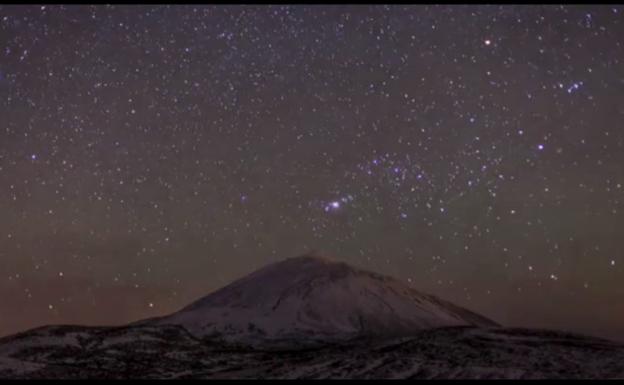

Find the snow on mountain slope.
[{"left": 145, "top": 254, "right": 498, "bottom": 341}]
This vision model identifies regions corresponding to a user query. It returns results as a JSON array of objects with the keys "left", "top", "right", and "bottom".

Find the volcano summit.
[{"left": 141, "top": 254, "right": 498, "bottom": 344}]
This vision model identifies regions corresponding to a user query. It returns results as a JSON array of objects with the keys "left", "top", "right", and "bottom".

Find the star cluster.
[{"left": 0, "top": 5, "right": 623, "bottom": 341}]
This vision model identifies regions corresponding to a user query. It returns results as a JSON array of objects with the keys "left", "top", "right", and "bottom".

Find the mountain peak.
[
  {"left": 147, "top": 254, "right": 498, "bottom": 343},
  {"left": 266, "top": 253, "right": 383, "bottom": 278},
  {"left": 282, "top": 253, "right": 339, "bottom": 265},
  {"left": 280, "top": 253, "right": 347, "bottom": 267}
]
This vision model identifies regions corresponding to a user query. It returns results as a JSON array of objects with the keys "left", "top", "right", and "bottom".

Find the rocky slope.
[{"left": 0, "top": 324, "right": 622, "bottom": 379}]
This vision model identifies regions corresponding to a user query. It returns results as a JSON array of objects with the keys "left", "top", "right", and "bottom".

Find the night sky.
[{"left": 1, "top": 5, "right": 623, "bottom": 341}]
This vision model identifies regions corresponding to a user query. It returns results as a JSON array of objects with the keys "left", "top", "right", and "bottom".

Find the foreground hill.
[{"left": 1, "top": 324, "right": 622, "bottom": 379}]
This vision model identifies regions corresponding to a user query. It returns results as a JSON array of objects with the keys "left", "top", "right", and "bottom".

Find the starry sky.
[{"left": 1, "top": 5, "right": 623, "bottom": 341}]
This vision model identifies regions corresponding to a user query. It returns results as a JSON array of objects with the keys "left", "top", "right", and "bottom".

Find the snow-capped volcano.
[
  {"left": 145, "top": 254, "right": 498, "bottom": 342},
  {"left": 4, "top": 255, "right": 624, "bottom": 379}
]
